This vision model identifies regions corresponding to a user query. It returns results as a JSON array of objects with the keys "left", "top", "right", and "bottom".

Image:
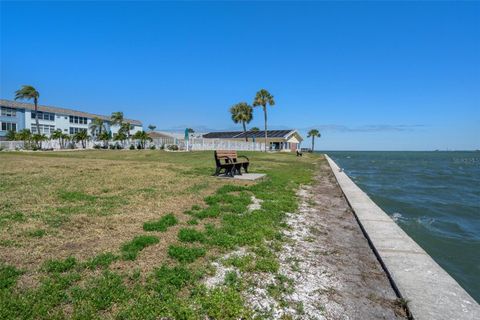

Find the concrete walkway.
[{"left": 325, "top": 155, "right": 480, "bottom": 320}]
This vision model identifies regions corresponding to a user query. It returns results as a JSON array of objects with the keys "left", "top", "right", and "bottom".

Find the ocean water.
[{"left": 325, "top": 151, "right": 480, "bottom": 302}]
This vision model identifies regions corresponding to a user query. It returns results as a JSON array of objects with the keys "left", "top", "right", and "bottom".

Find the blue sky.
[{"left": 1, "top": 1, "right": 479, "bottom": 150}]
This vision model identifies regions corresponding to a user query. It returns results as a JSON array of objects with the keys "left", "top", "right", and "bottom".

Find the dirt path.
[{"left": 247, "top": 160, "right": 407, "bottom": 319}]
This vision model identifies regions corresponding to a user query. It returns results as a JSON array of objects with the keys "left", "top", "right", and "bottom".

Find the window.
[
  {"left": 69, "top": 116, "right": 87, "bottom": 124},
  {"left": 69, "top": 127, "right": 87, "bottom": 135},
  {"left": 31, "top": 111, "right": 55, "bottom": 121},
  {"left": 1, "top": 122, "right": 17, "bottom": 132},
  {"left": 1, "top": 107, "right": 16, "bottom": 117},
  {"left": 31, "top": 124, "right": 55, "bottom": 134}
]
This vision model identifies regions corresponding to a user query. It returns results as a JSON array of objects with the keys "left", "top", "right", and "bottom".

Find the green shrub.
[
  {"left": 143, "top": 213, "right": 177, "bottom": 232},
  {"left": 168, "top": 245, "right": 206, "bottom": 263},
  {"left": 121, "top": 235, "right": 159, "bottom": 260},
  {"left": 129, "top": 144, "right": 135, "bottom": 150},
  {"left": 178, "top": 228, "right": 205, "bottom": 243},
  {"left": 167, "top": 144, "right": 178, "bottom": 151},
  {"left": 43, "top": 256, "right": 77, "bottom": 273}
]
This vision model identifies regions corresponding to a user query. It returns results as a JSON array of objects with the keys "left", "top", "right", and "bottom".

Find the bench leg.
[
  {"left": 213, "top": 167, "right": 221, "bottom": 176},
  {"left": 228, "top": 166, "right": 235, "bottom": 177},
  {"left": 243, "top": 163, "right": 249, "bottom": 173}
]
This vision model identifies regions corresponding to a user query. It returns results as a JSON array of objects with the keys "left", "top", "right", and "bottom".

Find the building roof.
[
  {"left": 0, "top": 99, "right": 142, "bottom": 126},
  {"left": 203, "top": 129, "right": 302, "bottom": 140}
]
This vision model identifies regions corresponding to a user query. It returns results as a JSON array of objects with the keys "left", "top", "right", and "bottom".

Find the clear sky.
[{"left": 1, "top": 1, "right": 479, "bottom": 150}]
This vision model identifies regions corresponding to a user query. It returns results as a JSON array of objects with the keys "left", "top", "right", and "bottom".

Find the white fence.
[
  {"left": 187, "top": 138, "right": 265, "bottom": 151},
  {"left": 0, "top": 141, "right": 24, "bottom": 150},
  {"left": 0, "top": 138, "right": 265, "bottom": 152}
]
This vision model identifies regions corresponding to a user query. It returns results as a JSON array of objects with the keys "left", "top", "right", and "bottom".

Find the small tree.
[
  {"left": 98, "top": 131, "right": 111, "bottom": 148},
  {"left": 16, "top": 129, "right": 33, "bottom": 149},
  {"left": 307, "top": 129, "right": 321, "bottom": 151},
  {"left": 32, "top": 134, "right": 47, "bottom": 150},
  {"left": 230, "top": 102, "right": 253, "bottom": 141},
  {"left": 6, "top": 130, "right": 16, "bottom": 141},
  {"left": 74, "top": 130, "right": 89, "bottom": 149},
  {"left": 119, "top": 122, "right": 132, "bottom": 138},
  {"left": 113, "top": 131, "right": 127, "bottom": 147},
  {"left": 110, "top": 112, "right": 124, "bottom": 126},
  {"left": 133, "top": 131, "right": 152, "bottom": 149},
  {"left": 148, "top": 124, "right": 156, "bottom": 132},
  {"left": 89, "top": 117, "right": 105, "bottom": 138},
  {"left": 250, "top": 127, "right": 260, "bottom": 132},
  {"left": 51, "top": 129, "right": 69, "bottom": 149},
  {"left": 253, "top": 89, "right": 275, "bottom": 151}
]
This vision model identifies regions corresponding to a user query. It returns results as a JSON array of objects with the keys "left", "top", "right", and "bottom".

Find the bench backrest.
[{"left": 214, "top": 150, "right": 238, "bottom": 165}]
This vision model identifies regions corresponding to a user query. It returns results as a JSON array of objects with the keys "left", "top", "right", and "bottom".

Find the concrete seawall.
[{"left": 325, "top": 155, "right": 480, "bottom": 320}]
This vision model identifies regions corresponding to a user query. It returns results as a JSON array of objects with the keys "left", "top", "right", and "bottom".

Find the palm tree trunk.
[
  {"left": 264, "top": 105, "right": 268, "bottom": 152},
  {"left": 312, "top": 137, "right": 315, "bottom": 151},
  {"left": 242, "top": 121, "right": 248, "bottom": 142},
  {"left": 34, "top": 97, "right": 40, "bottom": 136}
]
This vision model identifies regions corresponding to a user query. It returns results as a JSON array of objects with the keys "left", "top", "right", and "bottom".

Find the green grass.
[
  {"left": 58, "top": 190, "right": 97, "bottom": 202},
  {"left": 121, "top": 235, "right": 160, "bottom": 260},
  {"left": 27, "top": 229, "right": 46, "bottom": 238},
  {"left": 143, "top": 213, "right": 178, "bottom": 232},
  {"left": 152, "top": 264, "right": 193, "bottom": 293},
  {"left": 43, "top": 256, "right": 77, "bottom": 273},
  {"left": 84, "top": 252, "right": 118, "bottom": 269},
  {"left": 71, "top": 271, "right": 128, "bottom": 313},
  {"left": 178, "top": 228, "right": 206, "bottom": 243},
  {"left": 168, "top": 245, "right": 206, "bottom": 263},
  {"left": 0, "top": 264, "right": 23, "bottom": 289},
  {"left": 0, "top": 150, "right": 319, "bottom": 318},
  {"left": 0, "top": 212, "right": 26, "bottom": 227}
]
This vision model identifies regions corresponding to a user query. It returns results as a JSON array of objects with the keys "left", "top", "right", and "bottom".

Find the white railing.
[
  {"left": 186, "top": 138, "right": 265, "bottom": 151},
  {"left": 0, "top": 141, "right": 24, "bottom": 150},
  {"left": 0, "top": 138, "right": 265, "bottom": 152}
]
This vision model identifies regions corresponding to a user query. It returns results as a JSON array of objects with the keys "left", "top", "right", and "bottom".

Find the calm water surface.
[{"left": 325, "top": 151, "right": 480, "bottom": 302}]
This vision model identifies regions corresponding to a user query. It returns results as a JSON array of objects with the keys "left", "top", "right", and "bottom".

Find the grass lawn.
[{"left": 0, "top": 150, "right": 320, "bottom": 319}]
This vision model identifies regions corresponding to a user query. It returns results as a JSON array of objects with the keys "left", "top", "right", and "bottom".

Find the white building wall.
[
  {"left": 22, "top": 109, "right": 141, "bottom": 137},
  {"left": 55, "top": 114, "right": 72, "bottom": 134}
]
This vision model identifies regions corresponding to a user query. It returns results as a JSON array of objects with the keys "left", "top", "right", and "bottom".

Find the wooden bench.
[{"left": 213, "top": 150, "right": 250, "bottom": 177}]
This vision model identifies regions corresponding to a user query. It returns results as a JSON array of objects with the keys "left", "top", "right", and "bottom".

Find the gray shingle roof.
[
  {"left": 0, "top": 99, "right": 142, "bottom": 126},
  {"left": 203, "top": 130, "right": 296, "bottom": 139}
]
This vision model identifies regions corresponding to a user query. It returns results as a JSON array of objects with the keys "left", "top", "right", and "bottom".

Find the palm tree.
[
  {"left": 98, "top": 131, "right": 111, "bottom": 148},
  {"left": 148, "top": 124, "right": 156, "bottom": 132},
  {"left": 119, "top": 122, "right": 132, "bottom": 138},
  {"left": 6, "top": 130, "right": 16, "bottom": 141},
  {"left": 89, "top": 117, "right": 105, "bottom": 138},
  {"left": 51, "top": 129, "right": 70, "bottom": 149},
  {"left": 16, "top": 129, "right": 32, "bottom": 141},
  {"left": 15, "top": 85, "right": 40, "bottom": 135},
  {"left": 74, "top": 130, "right": 89, "bottom": 149},
  {"left": 230, "top": 102, "right": 253, "bottom": 142},
  {"left": 110, "top": 112, "right": 124, "bottom": 126},
  {"left": 113, "top": 131, "right": 127, "bottom": 143},
  {"left": 307, "top": 129, "right": 321, "bottom": 151},
  {"left": 253, "top": 89, "right": 275, "bottom": 151},
  {"left": 132, "top": 130, "right": 152, "bottom": 149},
  {"left": 15, "top": 129, "right": 33, "bottom": 149},
  {"left": 251, "top": 127, "right": 260, "bottom": 132},
  {"left": 32, "top": 134, "right": 47, "bottom": 150}
]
